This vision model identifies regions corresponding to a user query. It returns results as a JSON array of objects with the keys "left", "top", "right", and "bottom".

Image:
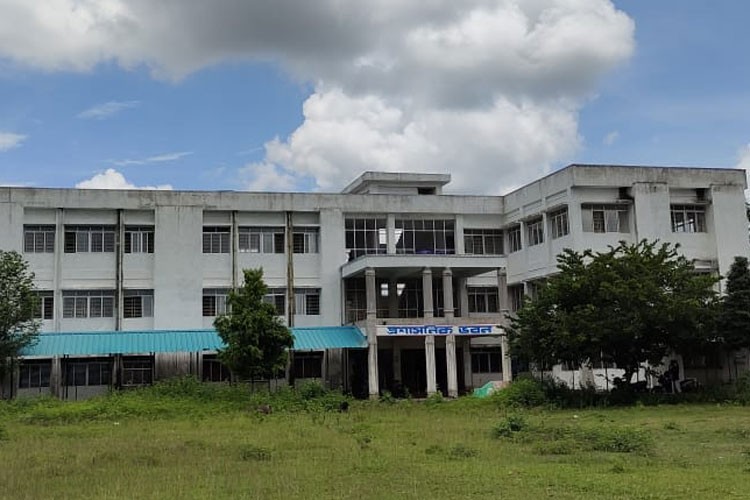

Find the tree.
[
  {"left": 0, "top": 250, "right": 40, "bottom": 384},
  {"left": 718, "top": 256, "right": 750, "bottom": 352},
  {"left": 215, "top": 268, "right": 294, "bottom": 380},
  {"left": 508, "top": 240, "right": 718, "bottom": 384}
]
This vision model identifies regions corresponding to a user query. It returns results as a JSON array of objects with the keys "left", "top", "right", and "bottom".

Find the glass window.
[
  {"left": 123, "top": 290, "right": 154, "bottom": 318},
  {"left": 293, "top": 227, "right": 320, "bottom": 254},
  {"left": 464, "top": 229, "right": 503, "bottom": 255},
  {"left": 18, "top": 361, "right": 52, "bottom": 389},
  {"left": 670, "top": 205, "right": 707, "bottom": 233},
  {"left": 294, "top": 352, "right": 323, "bottom": 378},
  {"left": 468, "top": 287, "right": 499, "bottom": 313},
  {"left": 122, "top": 357, "right": 153, "bottom": 387},
  {"left": 64, "top": 359, "right": 112, "bottom": 386},
  {"left": 24, "top": 225, "right": 56, "bottom": 253},
  {"left": 294, "top": 288, "right": 321, "bottom": 315},
  {"left": 394, "top": 218, "right": 455, "bottom": 254},
  {"left": 33, "top": 291, "right": 54, "bottom": 320},
  {"left": 549, "top": 208, "right": 569, "bottom": 239},
  {"left": 238, "top": 227, "right": 285, "bottom": 253},
  {"left": 264, "top": 288, "right": 286, "bottom": 316},
  {"left": 62, "top": 290, "right": 115, "bottom": 318},
  {"left": 202, "top": 355, "right": 232, "bottom": 382},
  {"left": 202, "top": 288, "right": 230, "bottom": 317},
  {"left": 345, "top": 217, "right": 387, "bottom": 259},
  {"left": 64, "top": 226, "right": 116, "bottom": 253},
  {"left": 124, "top": 226, "right": 154, "bottom": 253},
  {"left": 202, "top": 226, "right": 230, "bottom": 253},
  {"left": 526, "top": 218, "right": 544, "bottom": 246},
  {"left": 581, "top": 204, "right": 630, "bottom": 233},
  {"left": 471, "top": 349, "right": 502, "bottom": 374},
  {"left": 507, "top": 225, "right": 522, "bottom": 253}
]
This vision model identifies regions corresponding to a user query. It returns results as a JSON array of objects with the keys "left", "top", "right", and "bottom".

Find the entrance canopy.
[
  {"left": 22, "top": 326, "right": 367, "bottom": 358},
  {"left": 341, "top": 254, "right": 504, "bottom": 279}
]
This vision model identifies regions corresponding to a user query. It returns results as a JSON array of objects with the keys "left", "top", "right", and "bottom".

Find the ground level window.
[
  {"left": 19, "top": 361, "right": 52, "bottom": 389},
  {"left": 122, "top": 357, "right": 153, "bottom": 387},
  {"left": 471, "top": 349, "right": 502, "bottom": 373},
  {"left": 64, "top": 358, "right": 112, "bottom": 386},
  {"left": 202, "top": 355, "right": 232, "bottom": 382},
  {"left": 467, "top": 287, "right": 499, "bottom": 313},
  {"left": 294, "top": 352, "right": 323, "bottom": 379}
]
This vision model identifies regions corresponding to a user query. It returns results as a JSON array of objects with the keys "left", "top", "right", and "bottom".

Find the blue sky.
[{"left": 0, "top": 1, "right": 748, "bottom": 195}]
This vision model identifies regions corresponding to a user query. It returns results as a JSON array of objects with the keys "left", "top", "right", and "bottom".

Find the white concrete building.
[{"left": 1, "top": 164, "right": 748, "bottom": 398}]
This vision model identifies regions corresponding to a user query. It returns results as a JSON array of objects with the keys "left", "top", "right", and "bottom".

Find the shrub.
[
  {"left": 579, "top": 426, "right": 653, "bottom": 454},
  {"left": 491, "top": 378, "right": 546, "bottom": 408},
  {"left": 492, "top": 414, "right": 527, "bottom": 438},
  {"left": 298, "top": 381, "right": 327, "bottom": 400},
  {"left": 425, "top": 391, "right": 444, "bottom": 407}
]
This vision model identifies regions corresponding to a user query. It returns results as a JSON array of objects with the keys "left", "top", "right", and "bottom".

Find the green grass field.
[{"left": 1, "top": 386, "right": 750, "bottom": 499}]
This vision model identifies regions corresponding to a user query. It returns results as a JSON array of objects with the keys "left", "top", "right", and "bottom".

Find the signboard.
[{"left": 376, "top": 324, "right": 503, "bottom": 337}]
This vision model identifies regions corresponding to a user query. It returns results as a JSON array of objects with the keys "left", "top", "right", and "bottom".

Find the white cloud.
[
  {"left": 111, "top": 151, "right": 192, "bottom": 166},
  {"left": 75, "top": 168, "right": 172, "bottom": 190},
  {"left": 0, "top": 0, "right": 635, "bottom": 193},
  {"left": 0, "top": 132, "right": 27, "bottom": 152},
  {"left": 737, "top": 143, "right": 750, "bottom": 201},
  {"left": 603, "top": 130, "right": 619, "bottom": 146},
  {"left": 240, "top": 163, "right": 297, "bottom": 192},
  {"left": 77, "top": 100, "right": 140, "bottom": 119}
]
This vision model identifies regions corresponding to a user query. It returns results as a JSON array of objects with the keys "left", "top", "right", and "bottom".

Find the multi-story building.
[{"left": 1, "top": 164, "right": 748, "bottom": 399}]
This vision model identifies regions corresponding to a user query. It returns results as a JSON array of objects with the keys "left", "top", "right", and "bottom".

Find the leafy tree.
[
  {"left": 0, "top": 250, "right": 40, "bottom": 383},
  {"left": 718, "top": 256, "right": 750, "bottom": 352},
  {"left": 508, "top": 240, "right": 718, "bottom": 384},
  {"left": 215, "top": 268, "right": 294, "bottom": 380}
]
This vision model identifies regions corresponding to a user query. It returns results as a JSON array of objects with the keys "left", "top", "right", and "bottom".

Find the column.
[
  {"left": 365, "top": 267, "right": 379, "bottom": 399},
  {"left": 388, "top": 279, "right": 399, "bottom": 318},
  {"left": 463, "top": 337, "right": 473, "bottom": 392},
  {"left": 443, "top": 268, "right": 458, "bottom": 398},
  {"left": 458, "top": 277, "right": 469, "bottom": 318},
  {"left": 498, "top": 268, "right": 512, "bottom": 383},
  {"left": 386, "top": 214, "right": 396, "bottom": 254},
  {"left": 422, "top": 267, "right": 437, "bottom": 395}
]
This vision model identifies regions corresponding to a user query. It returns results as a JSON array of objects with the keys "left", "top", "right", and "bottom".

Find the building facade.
[{"left": 1, "top": 164, "right": 748, "bottom": 398}]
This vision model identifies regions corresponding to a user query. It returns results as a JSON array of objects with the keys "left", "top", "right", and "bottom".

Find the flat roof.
[{"left": 341, "top": 171, "right": 451, "bottom": 194}]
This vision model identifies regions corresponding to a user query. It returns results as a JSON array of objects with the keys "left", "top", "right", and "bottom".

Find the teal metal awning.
[{"left": 21, "top": 326, "right": 366, "bottom": 357}]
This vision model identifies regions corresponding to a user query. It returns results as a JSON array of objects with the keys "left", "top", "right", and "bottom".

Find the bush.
[
  {"left": 491, "top": 378, "right": 546, "bottom": 408},
  {"left": 424, "top": 391, "right": 445, "bottom": 407},
  {"left": 298, "top": 381, "right": 327, "bottom": 400},
  {"left": 492, "top": 414, "right": 527, "bottom": 438}
]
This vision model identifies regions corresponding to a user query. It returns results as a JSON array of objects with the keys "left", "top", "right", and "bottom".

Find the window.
[
  {"left": 526, "top": 218, "right": 544, "bottom": 246},
  {"left": 344, "top": 279, "right": 367, "bottom": 323},
  {"left": 671, "top": 205, "right": 707, "bottom": 233},
  {"left": 124, "top": 226, "right": 154, "bottom": 253},
  {"left": 293, "top": 227, "right": 320, "bottom": 254},
  {"left": 24, "top": 225, "right": 55, "bottom": 253},
  {"left": 64, "top": 226, "right": 115, "bottom": 253},
  {"left": 345, "top": 217, "right": 387, "bottom": 259},
  {"left": 33, "top": 291, "right": 54, "bottom": 320},
  {"left": 507, "top": 225, "right": 522, "bottom": 253},
  {"left": 508, "top": 284, "right": 524, "bottom": 312},
  {"left": 62, "top": 290, "right": 115, "bottom": 318},
  {"left": 203, "top": 226, "right": 230, "bottom": 253},
  {"left": 471, "top": 349, "right": 502, "bottom": 373},
  {"left": 294, "top": 288, "right": 321, "bottom": 315},
  {"left": 581, "top": 204, "right": 630, "bottom": 233},
  {"left": 203, "top": 355, "right": 232, "bottom": 382},
  {"left": 18, "top": 361, "right": 51, "bottom": 389},
  {"left": 123, "top": 289, "right": 154, "bottom": 318},
  {"left": 238, "top": 227, "right": 284, "bottom": 253},
  {"left": 64, "top": 358, "right": 112, "bottom": 386},
  {"left": 122, "top": 357, "right": 153, "bottom": 387},
  {"left": 395, "top": 218, "right": 455, "bottom": 254},
  {"left": 468, "top": 287, "right": 499, "bottom": 313},
  {"left": 464, "top": 229, "right": 503, "bottom": 255},
  {"left": 549, "top": 208, "right": 569, "bottom": 239},
  {"left": 203, "top": 288, "right": 230, "bottom": 317},
  {"left": 264, "top": 288, "right": 286, "bottom": 316},
  {"left": 294, "top": 352, "right": 323, "bottom": 378}
]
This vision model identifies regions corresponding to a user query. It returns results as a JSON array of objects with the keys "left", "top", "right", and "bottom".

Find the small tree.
[
  {"left": 0, "top": 250, "right": 40, "bottom": 384},
  {"left": 509, "top": 240, "right": 718, "bottom": 384},
  {"left": 215, "top": 268, "right": 294, "bottom": 380},
  {"left": 718, "top": 256, "right": 750, "bottom": 353}
]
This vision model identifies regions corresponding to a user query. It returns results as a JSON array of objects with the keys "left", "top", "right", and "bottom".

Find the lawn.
[{"left": 1, "top": 387, "right": 750, "bottom": 499}]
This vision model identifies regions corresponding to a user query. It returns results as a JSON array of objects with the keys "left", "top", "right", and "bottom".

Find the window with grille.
[
  {"left": 122, "top": 357, "right": 153, "bottom": 387},
  {"left": 294, "top": 288, "right": 321, "bottom": 315},
  {"left": 581, "top": 204, "right": 630, "bottom": 233},
  {"left": 202, "top": 355, "right": 232, "bottom": 382},
  {"left": 464, "top": 229, "right": 503, "bottom": 255},
  {"left": 238, "top": 227, "right": 284, "bottom": 253},
  {"left": 471, "top": 349, "right": 502, "bottom": 373},
  {"left": 18, "top": 361, "right": 51, "bottom": 389},
  {"left": 671, "top": 205, "right": 707, "bottom": 233},
  {"left": 394, "top": 218, "right": 455, "bottom": 254},
  {"left": 64, "top": 358, "right": 112, "bottom": 386},
  {"left": 202, "top": 288, "right": 230, "bottom": 317},
  {"left": 33, "top": 291, "right": 54, "bottom": 320},
  {"left": 62, "top": 290, "right": 115, "bottom": 318},
  {"left": 24, "top": 225, "right": 55, "bottom": 253},
  {"left": 508, "top": 284, "right": 525, "bottom": 312},
  {"left": 549, "top": 207, "right": 569, "bottom": 239},
  {"left": 507, "top": 225, "right": 522, "bottom": 253},
  {"left": 64, "top": 226, "right": 115, "bottom": 253},
  {"left": 526, "top": 217, "right": 544, "bottom": 246},
  {"left": 123, "top": 289, "right": 154, "bottom": 318},
  {"left": 263, "top": 288, "right": 286, "bottom": 316},
  {"left": 345, "top": 217, "right": 387, "bottom": 259},
  {"left": 468, "top": 287, "right": 499, "bottom": 313},
  {"left": 293, "top": 227, "right": 320, "bottom": 253},
  {"left": 202, "top": 226, "right": 230, "bottom": 253},
  {"left": 294, "top": 352, "right": 323, "bottom": 378},
  {"left": 124, "top": 226, "right": 154, "bottom": 253}
]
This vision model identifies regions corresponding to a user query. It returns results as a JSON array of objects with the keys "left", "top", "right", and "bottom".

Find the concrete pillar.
[
  {"left": 422, "top": 268, "right": 437, "bottom": 395},
  {"left": 458, "top": 277, "right": 469, "bottom": 318},
  {"left": 386, "top": 214, "right": 396, "bottom": 254},
  {"left": 498, "top": 268, "right": 512, "bottom": 384},
  {"left": 365, "top": 267, "right": 379, "bottom": 398},
  {"left": 443, "top": 268, "right": 458, "bottom": 398},
  {"left": 501, "top": 334, "right": 512, "bottom": 384},
  {"left": 388, "top": 279, "right": 399, "bottom": 318},
  {"left": 463, "top": 337, "right": 473, "bottom": 392},
  {"left": 497, "top": 269, "right": 509, "bottom": 312}
]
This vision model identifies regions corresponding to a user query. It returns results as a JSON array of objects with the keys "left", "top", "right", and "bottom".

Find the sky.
[{"left": 0, "top": 1, "right": 748, "bottom": 196}]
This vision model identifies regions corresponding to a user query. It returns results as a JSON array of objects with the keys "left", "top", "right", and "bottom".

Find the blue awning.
[{"left": 21, "top": 326, "right": 366, "bottom": 357}]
